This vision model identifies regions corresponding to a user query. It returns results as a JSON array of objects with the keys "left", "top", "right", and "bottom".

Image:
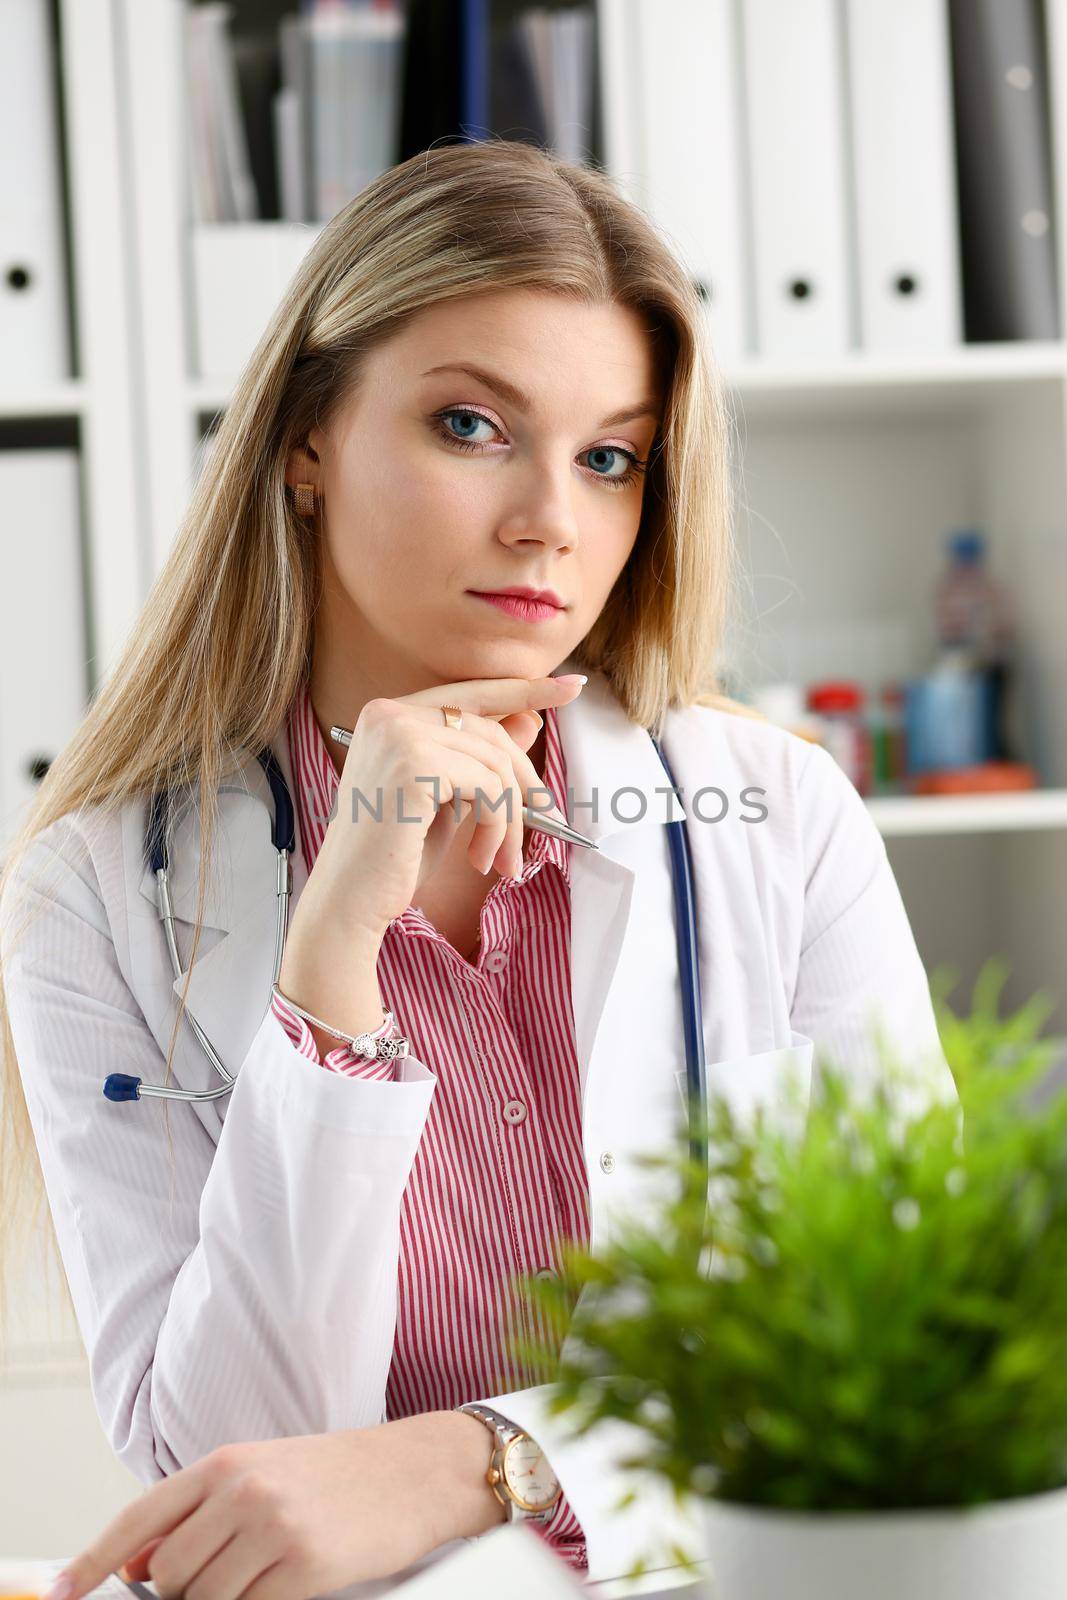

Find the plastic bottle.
[
  {"left": 933, "top": 528, "right": 1014, "bottom": 759},
  {"left": 934, "top": 530, "right": 1010, "bottom": 658},
  {"left": 870, "top": 682, "right": 907, "bottom": 793},
  {"left": 806, "top": 681, "right": 871, "bottom": 794},
  {"left": 905, "top": 650, "right": 992, "bottom": 772}
]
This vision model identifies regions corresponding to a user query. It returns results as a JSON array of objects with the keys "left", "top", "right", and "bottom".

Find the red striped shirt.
[{"left": 270, "top": 683, "right": 590, "bottom": 1568}]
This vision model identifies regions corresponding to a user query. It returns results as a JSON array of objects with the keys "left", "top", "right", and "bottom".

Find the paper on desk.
[
  {"left": 19, "top": 1529, "right": 707, "bottom": 1600},
  {"left": 0, "top": 1558, "right": 143, "bottom": 1599},
  {"left": 16, "top": 1531, "right": 577, "bottom": 1600}
]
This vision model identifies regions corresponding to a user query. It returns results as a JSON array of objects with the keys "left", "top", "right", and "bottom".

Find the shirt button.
[
  {"left": 599, "top": 1151, "right": 616, "bottom": 1174},
  {"left": 484, "top": 950, "right": 507, "bottom": 973},
  {"left": 503, "top": 1098, "right": 527, "bottom": 1125},
  {"left": 534, "top": 1268, "right": 556, "bottom": 1282}
]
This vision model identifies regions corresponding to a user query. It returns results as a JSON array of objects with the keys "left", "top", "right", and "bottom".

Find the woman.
[{"left": 0, "top": 140, "right": 957, "bottom": 1600}]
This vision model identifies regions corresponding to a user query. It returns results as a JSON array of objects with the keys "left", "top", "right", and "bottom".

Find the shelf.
[
  {"left": 0, "top": 381, "right": 86, "bottom": 421},
  {"left": 724, "top": 340, "right": 1067, "bottom": 420},
  {"left": 867, "top": 788, "right": 1067, "bottom": 837},
  {"left": 186, "top": 341, "right": 1067, "bottom": 426}
]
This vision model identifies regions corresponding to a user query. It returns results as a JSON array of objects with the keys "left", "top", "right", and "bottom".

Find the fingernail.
[
  {"left": 44, "top": 1576, "right": 75, "bottom": 1600},
  {"left": 529, "top": 712, "right": 544, "bottom": 729},
  {"left": 554, "top": 674, "right": 587, "bottom": 686}
]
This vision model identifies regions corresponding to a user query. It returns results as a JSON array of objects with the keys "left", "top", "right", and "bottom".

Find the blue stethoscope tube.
[
  {"left": 650, "top": 735, "right": 709, "bottom": 1181},
  {"left": 103, "top": 738, "right": 709, "bottom": 1185}
]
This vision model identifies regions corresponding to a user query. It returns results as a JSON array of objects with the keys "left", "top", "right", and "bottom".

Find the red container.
[{"left": 807, "top": 681, "right": 872, "bottom": 795}]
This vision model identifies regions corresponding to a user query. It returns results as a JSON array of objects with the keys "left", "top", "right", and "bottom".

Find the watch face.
[{"left": 502, "top": 1435, "right": 561, "bottom": 1512}]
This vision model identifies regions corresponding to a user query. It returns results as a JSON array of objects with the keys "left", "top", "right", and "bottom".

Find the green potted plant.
[{"left": 514, "top": 962, "right": 1067, "bottom": 1600}]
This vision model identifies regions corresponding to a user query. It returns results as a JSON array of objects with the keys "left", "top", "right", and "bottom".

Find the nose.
[{"left": 498, "top": 459, "right": 580, "bottom": 555}]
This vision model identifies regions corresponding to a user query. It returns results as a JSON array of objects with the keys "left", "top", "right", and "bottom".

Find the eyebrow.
[{"left": 420, "top": 362, "right": 661, "bottom": 429}]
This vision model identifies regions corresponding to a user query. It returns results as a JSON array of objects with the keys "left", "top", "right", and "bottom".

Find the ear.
[{"left": 284, "top": 429, "right": 326, "bottom": 492}]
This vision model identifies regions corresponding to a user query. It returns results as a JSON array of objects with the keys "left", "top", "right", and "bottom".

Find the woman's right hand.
[{"left": 299, "top": 675, "right": 587, "bottom": 942}]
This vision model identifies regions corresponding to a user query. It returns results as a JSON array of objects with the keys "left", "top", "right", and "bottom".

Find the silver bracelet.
[{"left": 271, "top": 983, "right": 410, "bottom": 1061}]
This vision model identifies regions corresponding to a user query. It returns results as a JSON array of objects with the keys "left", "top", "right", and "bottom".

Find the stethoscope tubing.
[{"left": 649, "top": 735, "right": 709, "bottom": 1180}]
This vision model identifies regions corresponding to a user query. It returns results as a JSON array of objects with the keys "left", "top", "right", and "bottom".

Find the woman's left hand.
[{"left": 48, "top": 1412, "right": 498, "bottom": 1600}]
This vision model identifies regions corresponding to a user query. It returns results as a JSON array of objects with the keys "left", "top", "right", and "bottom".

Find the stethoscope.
[{"left": 102, "top": 739, "right": 709, "bottom": 1181}]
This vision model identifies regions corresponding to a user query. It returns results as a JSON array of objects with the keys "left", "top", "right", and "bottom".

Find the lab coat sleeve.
[
  {"left": 527, "top": 1491, "right": 587, "bottom": 1571},
  {"left": 269, "top": 988, "right": 399, "bottom": 1081},
  {"left": 0, "top": 818, "right": 437, "bottom": 1485},
  {"left": 790, "top": 740, "right": 959, "bottom": 1112}
]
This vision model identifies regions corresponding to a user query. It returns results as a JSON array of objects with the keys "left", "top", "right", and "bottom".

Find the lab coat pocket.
[{"left": 676, "top": 1029, "right": 814, "bottom": 1141}]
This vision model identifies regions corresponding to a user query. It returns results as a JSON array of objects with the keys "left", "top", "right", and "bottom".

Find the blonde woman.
[{"left": 0, "top": 140, "right": 957, "bottom": 1600}]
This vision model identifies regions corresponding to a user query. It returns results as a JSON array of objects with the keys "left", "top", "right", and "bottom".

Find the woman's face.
[{"left": 289, "top": 287, "right": 664, "bottom": 698}]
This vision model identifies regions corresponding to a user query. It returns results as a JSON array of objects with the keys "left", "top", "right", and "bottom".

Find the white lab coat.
[{"left": 1, "top": 669, "right": 957, "bottom": 1585}]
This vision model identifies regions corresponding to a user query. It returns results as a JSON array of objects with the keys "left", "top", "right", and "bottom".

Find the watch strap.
[{"left": 455, "top": 1402, "right": 561, "bottom": 1525}]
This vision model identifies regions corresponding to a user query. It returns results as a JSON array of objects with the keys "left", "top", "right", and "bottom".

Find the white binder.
[
  {"left": 602, "top": 0, "right": 750, "bottom": 363},
  {"left": 0, "top": 0, "right": 72, "bottom": 383},
  {"left": 844, "top": 0, "right": 963, "bottom": 350},
  {"left": 739, "top": 0, "right": 853, "bottom": 355},
  {"left": 0, "top": 452, "right": 88, "bottom": 855}
]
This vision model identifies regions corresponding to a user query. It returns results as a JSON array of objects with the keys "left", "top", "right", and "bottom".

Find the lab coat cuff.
[{"left": 466, "top": 1383, "right": 706, "bottom": 1583}]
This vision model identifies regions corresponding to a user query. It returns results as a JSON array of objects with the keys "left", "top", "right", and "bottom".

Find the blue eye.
[
  {"left": 431, "top": 407, "right": 648, "bottom": 491},
  {"left": 585, "top": 445, "right": 633, "bottom": 481},
  {"left": 439, "top": 409, "right": 496, "bottom": 446}
]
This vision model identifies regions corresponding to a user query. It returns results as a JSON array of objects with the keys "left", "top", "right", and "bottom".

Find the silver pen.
[{"left": 329, "top": 724, "right": 599, "bottom": 851}]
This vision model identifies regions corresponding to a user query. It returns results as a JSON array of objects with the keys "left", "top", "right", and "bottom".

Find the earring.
[{"left": 294, "top": 482, "right": 317, "bottom": 517}]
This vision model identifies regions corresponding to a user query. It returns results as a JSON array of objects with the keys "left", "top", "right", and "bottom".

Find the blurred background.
[{"left": 2, "top": 0, "right": 1067, "bottom": 1556}]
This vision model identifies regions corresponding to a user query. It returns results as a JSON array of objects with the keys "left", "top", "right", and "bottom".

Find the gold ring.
[{"left": 441, "top": 704, "right": 463, "bottom": 731}]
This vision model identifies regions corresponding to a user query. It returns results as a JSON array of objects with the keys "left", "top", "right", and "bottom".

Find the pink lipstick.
[{"left": 468, "top": 591, "right": 564, "bottom": 623}]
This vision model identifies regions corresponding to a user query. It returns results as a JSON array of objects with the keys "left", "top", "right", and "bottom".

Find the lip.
[
  {"left": 469, "top": 586, "right": 565, "bottom": 608},
  {"left": 468, "top": 590, "right": 565, "bottom": 624}
]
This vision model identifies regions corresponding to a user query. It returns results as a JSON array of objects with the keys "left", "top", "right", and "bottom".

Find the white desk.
[{"left": 4, "top": 1534, "right": 714, "bottom": 1599}]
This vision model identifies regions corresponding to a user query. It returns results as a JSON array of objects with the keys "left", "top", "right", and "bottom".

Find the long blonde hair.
[{"left": 0, "top": 138, "right": 758, "bottom": 1353}]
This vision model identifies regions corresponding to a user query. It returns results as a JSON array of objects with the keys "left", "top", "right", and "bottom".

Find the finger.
[
  {"left": 139, "top": 1493, "right": 238, "bottom": 1599},
  {"left": 173, "top": 1530, "right": 275, "bottom": 1600},
  {"left": 118, "top": 1539, "right": 163, "bottom": 1583},
  {"left": 437, "top": 718, "right": 543, "bottom": 813},
  {"left": 483, "top": 711, "right": 564, "bottom": 825},
  {"left": 499, "top": 709, "right": 542, "bottom": 744},
  {"left": 399, "top": 673, "right": 586, "bottom": 719},
  {"left": 445, "top": 714, "right": 560, "bottom": 870},
  {"left": 433, "top": 749, "right": 520, "bottom": 877},
  {"left": 436, "top": 730, "right": 529, "bottom": 876},
  {"left": 48, "top": 1471, "right": 207, "bottom": 1600}
]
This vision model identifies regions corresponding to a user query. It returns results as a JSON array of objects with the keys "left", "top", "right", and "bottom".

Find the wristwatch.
[{"left": 456, "top": 1402, "right": 562, "bottom": 1525}]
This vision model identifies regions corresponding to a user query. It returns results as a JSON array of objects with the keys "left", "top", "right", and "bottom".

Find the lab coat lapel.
[
  {"left": 134, "top": 729, "right": 303, "bottom": 1082},
  {"left": 553, "top": 675, "right": 693, "bottom": 1247}
]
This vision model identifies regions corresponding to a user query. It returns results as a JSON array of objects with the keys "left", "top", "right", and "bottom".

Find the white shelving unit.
[
  {"left": 0, "top": 0, "right": 150, "bottom": 684},
  {"left": 0, "top": 0, "right": 152, "bottom": 1555}
]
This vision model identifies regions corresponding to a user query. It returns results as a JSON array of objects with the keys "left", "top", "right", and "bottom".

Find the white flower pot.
[{"left": 701, "top": 1483, "right": 1067, "bottom": 1600}]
